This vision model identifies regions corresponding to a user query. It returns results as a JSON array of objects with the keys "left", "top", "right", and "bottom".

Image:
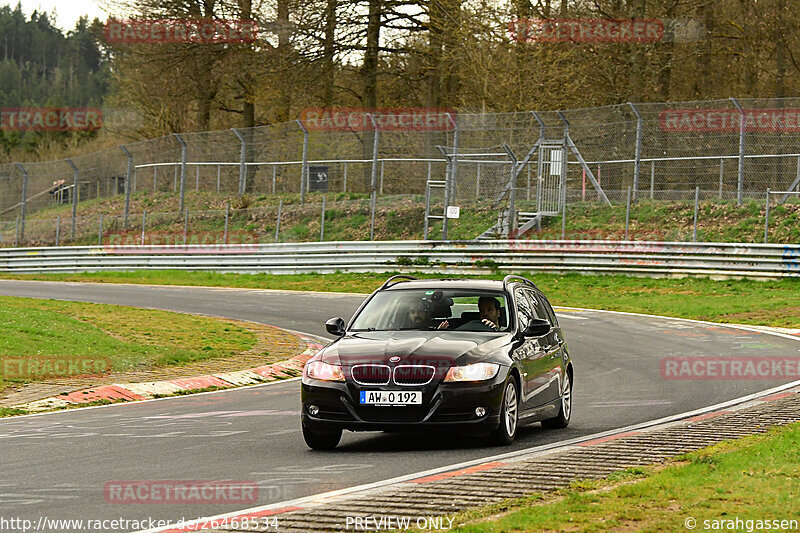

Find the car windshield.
[{"left": 350, "top": 289, "right": 510, "bottom": 332}]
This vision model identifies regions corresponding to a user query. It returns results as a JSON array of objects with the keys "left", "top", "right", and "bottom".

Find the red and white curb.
[{"left": 11, "top": 332, "right": 324, "bottom": 413}]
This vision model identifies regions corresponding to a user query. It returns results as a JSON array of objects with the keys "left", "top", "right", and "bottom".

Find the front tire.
[
  {"left": 489, "top": 378, "right": 519, "bottom": 445},
  {"left": 542, "top": 370, "right": 572, "bottom": 429},
  {"left": 302, "top": 423, "right": 342, "bottom": 450}
]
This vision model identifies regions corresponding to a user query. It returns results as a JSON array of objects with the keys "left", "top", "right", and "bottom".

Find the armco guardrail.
[{"left": 0, "top": 240, "right": 798, "bottom": 278}]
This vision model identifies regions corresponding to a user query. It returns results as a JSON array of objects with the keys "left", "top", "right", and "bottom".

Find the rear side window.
[{"left": 514, "top": 288, "right": 534, "bottom": 328}]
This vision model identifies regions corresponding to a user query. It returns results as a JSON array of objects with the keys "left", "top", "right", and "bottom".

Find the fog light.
[
  {"left": 308, "top": 405, "right": 319, "bottom": 416},
  {"left": 475, "top": 407, "right": 486, "bottom": 417}
]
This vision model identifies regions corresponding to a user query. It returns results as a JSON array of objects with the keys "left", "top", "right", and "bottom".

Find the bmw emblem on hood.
[{"left": 389, "top": 356, "right": 401, "bottom": 363}]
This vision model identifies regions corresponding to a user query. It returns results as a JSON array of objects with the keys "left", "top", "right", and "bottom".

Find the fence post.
[
  {"left": 232, "top": 128, "right": 247, "bottom": 195},
  {"left": 275, "top": 198, "right": 282, "bottom": 242},
  {"left": 343, "top": 162, "right": 348, "bottom": 193},
  {"left": 14, "top": 163, "right": 27, "bottom": 240},
  {"left": 272, "top": 165, "right": 277, "bottom": 194},
  {"left": 561, "top": 197, "right": 567, "bottom": 240},
  {"left": 174, "top": 133, "right": 187, "bottom": 211},
  {"left": 296, "top": 119, "right": 308, "bottom": 205},
  {"left": 195, "top": 165, "right": 200, "bottom": 191},
  {"left": 379, "top": 160, "right": 384, "bottom": 195},
  {"left": 14, "top": 216, "right": 18, "bottom": 246},
  {"left": 55, "top": 215, "right": 60, "bottom": 246},
  {"left": 693, "top": 186, "right": 700, "bottom": 242},
  {"left": 183, "top": 208, "right": 189, "bottom": 245},
  {"left": 445, "top": 112, "right": 459, "bottom": 209},
  {"left": 367, "top": 114, "right": 380, "bottom": 240},
  {"left": 98, "top": 214, "right": 103, "bottom": 245},
  {"left": 120, "top": 146, "right": 133, "bottom": 227},
  {"left": 730, "top": 98, "right": 745, "bottom": 205},
  {"left": 718, "top": 158, "right": 724, "bottom": 200},
  {"left": 764, "top": 188, "right": 770, "bottom": 244},
  {"left": 217, "top": 164, "right": 221, "bottom": 193},
  {"left": 650, "top": 160, "right": 655, "bottom": 200},
  {"left": 224, "top": 201, "right": 229, "bottom": 244},
  {"left": 625, "top": 187, "right": 631, "bottom": 240},
  {"left": 141, "top": 210, "right": 146, "bottom": 246},
  {"left": 629, "top": 102, "right": 642, "bottom": 202},
  {"left": 153, "top": 166, "right": 157, "bottom": 192},
  {"left": 66, "top": 158, "right": 79, "bottom": 239},
  {"left": 320, "top": 195, "right": 326, "bottom": 242}
]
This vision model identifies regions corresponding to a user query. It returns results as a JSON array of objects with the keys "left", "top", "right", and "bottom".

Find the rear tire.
[
  {"left": 542, "top": 370, "right": 572, "bottom": 429},
  {"left": 302, "top": 423, "right": 342, "bottom": 450},
  {"left": 489, "top": 378, "right": 519, "bottom": 445}
]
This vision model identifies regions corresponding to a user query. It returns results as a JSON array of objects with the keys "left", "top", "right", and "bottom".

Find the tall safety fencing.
[
  {"left": 3, "top": 98, "right": 800, "bottom": 241},
  {"left": 0, "top": 241, "right": 797, "bottom": 279}
]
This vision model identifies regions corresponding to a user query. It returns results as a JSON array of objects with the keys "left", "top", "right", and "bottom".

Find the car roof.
[{"left": 383, "top": 279, "right": 507, "bottom": 292}]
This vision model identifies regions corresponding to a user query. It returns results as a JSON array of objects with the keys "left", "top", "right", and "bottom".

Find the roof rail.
[
  {"left": 379, "top": 275, "right": 418, "bottom": 290},
  {"left": 502, "top": 274, "right": 537, "bottom": 292}
]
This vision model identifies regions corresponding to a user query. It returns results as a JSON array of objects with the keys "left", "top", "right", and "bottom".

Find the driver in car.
[{"left": 408, "top": 300, "right": 449, "bottom": 330}]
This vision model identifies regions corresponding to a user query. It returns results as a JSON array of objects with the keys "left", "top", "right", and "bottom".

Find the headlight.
[
  {"left": 304, "top": 361, "right": 345, "bottom": 382},
  {"left": 444, "top": 363, "right": 500, "bottom": 382}
]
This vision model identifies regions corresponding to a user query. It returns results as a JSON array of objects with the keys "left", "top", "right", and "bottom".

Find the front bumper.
[{"left": 301, "top": 370, "right": 508, "bottom": 432}]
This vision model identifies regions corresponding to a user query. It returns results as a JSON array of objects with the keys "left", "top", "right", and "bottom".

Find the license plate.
[{"left": 359, "top": 390, "right": 422, "bottom": 405}]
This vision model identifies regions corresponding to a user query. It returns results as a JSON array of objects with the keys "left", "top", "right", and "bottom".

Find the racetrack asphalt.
[{"left": 0, "top": 279, "right": 798, "bottom": 531}]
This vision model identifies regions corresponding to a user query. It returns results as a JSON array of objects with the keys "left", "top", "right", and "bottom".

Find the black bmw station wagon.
[{"left": 301, "top": 275, "right": 573, "bottom": 449}]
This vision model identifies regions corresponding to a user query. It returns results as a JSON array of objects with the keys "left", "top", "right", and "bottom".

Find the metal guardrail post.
[
  {"left": 224, "top": 202, "right": 229, "bottom": 244},
  {"left": 66, "top": 158, "right": 79, "bottom": 239},
  {"left": 320, "top": 195, "right": 326, "bottom": 242},
  {"left": 183, "top": 208, "right": 189, "bottom": 245},
  {"left": 232, "top": 128, "right": 247, "bottom": 195},
  {"left": 629, "top": 102, "right": 642, "bottom": 202},
  {"left": 120, "top": 146, "right": 133, "bottom": 227},
  {"left": 275, "top": 199, "right": 282, "bottom": 242},
  {"left": 693, "top": 186, "right": 700, "bottom": 242},
  {"left": 296, "top": 119, "right": 308, "bottom": 205},
  {"left": 14, "top": 163, "right": 27, "bottom": 240},
  {"left": 764, "top": 188, "right": 770, "bottom": 244},
  {"left": 625, "top": 187, "right": 631, "bottom": 240},
  {"left": 446, "top": 113, "right": 459, "bottom": 204},
  {"left": 173, "top": 133, "right": 188, "bottom": 212},
  {"left": 367, "top": 114, "right": 380, "bottom": 241},
  {"left": 730, "top": 98, "right": 745, "bottom": 205},
  {"left": 650, "top": 160, "right": 655, "bottom": 200}
]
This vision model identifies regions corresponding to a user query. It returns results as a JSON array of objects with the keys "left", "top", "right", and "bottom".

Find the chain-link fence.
[{"left": 3, "top": 97, "right": 800, "bottom": 245}]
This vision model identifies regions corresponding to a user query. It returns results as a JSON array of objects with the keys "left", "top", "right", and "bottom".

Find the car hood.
[{"left": 320, "top": 330, "right": 512, "bottom": 367}]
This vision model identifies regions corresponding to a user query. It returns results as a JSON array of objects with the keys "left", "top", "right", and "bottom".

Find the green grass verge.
[
  {"left": 1, "top": 271, "right": 799, "bottom": 328},
  {"left": 0, "top": 295, "right": 257, "bottom": 393},
  {"left": 447, "top": 422, "right": 800, "bottom": 532},
  {"left": 11, "top": 190, "right": 800, "bottom": 245}
]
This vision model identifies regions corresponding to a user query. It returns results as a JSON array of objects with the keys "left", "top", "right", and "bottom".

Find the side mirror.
[
  {"left": 325, "top": 317, "right": 346, "bottom": 336},
  {"left": 523, "top": 318, "right": 551, "bottom": 337}
]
